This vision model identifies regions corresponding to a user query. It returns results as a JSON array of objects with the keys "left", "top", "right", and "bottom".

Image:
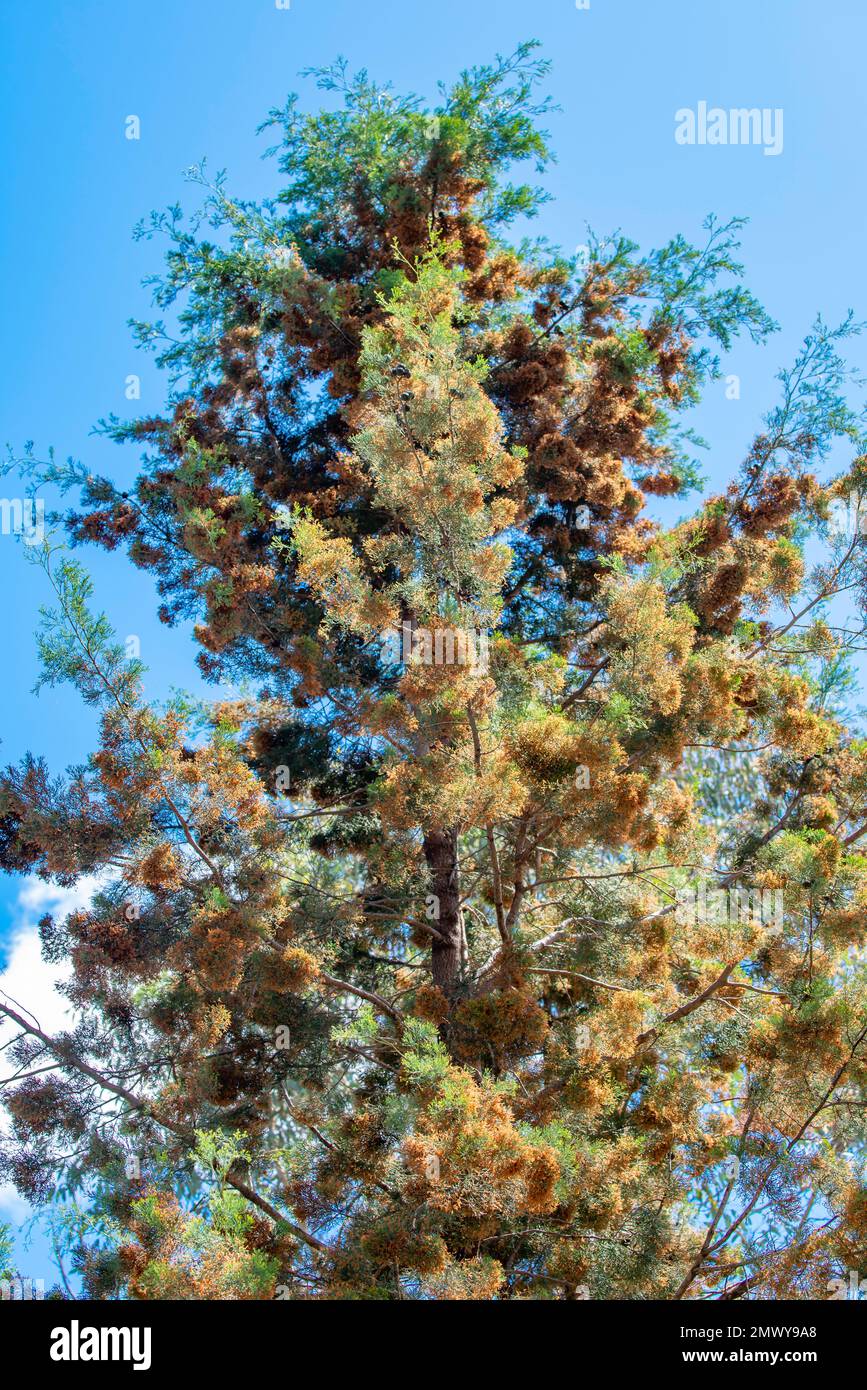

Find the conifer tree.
[{"left": 4, "top": 43, "right": 867, "bottom": 1300}]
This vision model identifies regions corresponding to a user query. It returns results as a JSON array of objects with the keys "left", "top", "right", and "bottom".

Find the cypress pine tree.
[{"left": 4, "top": 44, "right": 867, "bottom": 1300}]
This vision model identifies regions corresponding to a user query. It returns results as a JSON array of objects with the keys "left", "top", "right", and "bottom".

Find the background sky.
[{"left": 0, "top": 0, "right": 865, "bottom": 1290}]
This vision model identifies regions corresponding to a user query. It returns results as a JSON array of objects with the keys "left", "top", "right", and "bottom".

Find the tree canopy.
[{"left": 4, "top": 42, "right": 867, "bottom": 1301}]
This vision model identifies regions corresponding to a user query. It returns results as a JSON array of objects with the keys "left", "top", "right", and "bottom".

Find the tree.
[{"left": 4, "top": 42, "right": 867, "bottom": 1300}]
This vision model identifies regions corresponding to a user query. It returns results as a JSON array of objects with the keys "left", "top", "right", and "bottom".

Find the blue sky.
[{"left": 0, "top": 0, "right": 865, "bottom": 1287}]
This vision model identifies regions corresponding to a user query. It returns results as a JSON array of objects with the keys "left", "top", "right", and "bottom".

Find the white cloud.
[
  {"left": 0, "top": 876, "right": 96, "bottom": 1038},
  {"left": 0, "top": 876, "right": 97, "bottom": 1229}
]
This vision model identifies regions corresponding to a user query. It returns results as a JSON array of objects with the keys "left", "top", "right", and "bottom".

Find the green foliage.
[
  {"left": 33, "top": 554, "right": 144, "bottom": 706},
  {"left": 0, "top": 1222, "right": 12, "bottom": 1281},
  {"left": 400, "top": 1019, "right": 451, "bottom": 1088}
]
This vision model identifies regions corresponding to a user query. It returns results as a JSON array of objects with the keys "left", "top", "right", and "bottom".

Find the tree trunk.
[{"left": 423, "top": 827, "right": 463, "bottom": 997}]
